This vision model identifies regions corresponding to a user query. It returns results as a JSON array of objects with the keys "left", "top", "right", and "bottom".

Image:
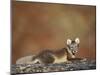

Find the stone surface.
[{"left": 11, "top": 59, "right": 96, "bottom": 74}]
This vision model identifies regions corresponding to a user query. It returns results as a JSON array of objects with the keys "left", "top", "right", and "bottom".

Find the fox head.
[{"left": 66, "top": 38, "right": 80, "bottom": 56}]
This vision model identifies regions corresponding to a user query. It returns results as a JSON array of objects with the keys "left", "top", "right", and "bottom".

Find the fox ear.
[
  {"left": 67, "top": 39, "right": 72, "bottom": 45},
  {"left": 75, "top": 38, "right": 80, "bottom": 44}
]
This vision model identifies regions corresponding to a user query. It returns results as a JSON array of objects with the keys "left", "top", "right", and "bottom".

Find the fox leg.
[{"left": 65, "top": 58, "right": 72, "bottom": 63}]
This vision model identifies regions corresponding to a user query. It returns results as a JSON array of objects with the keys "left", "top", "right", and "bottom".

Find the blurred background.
[{"left": 12, "top": 1, "right": 96, "bottom": 64}]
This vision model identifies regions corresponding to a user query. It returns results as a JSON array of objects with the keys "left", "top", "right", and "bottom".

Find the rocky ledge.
[{"left": 11, "top": 59, "right": 96, "bottom": 74}]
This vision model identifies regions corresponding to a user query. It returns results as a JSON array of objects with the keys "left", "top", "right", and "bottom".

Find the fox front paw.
[{"left": 66, "top": 60, "right": 72, "bottom": 64}]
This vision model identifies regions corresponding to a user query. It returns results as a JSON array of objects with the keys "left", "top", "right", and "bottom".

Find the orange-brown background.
[{"left": 12, "top": 1, "right": 96, "bottom": 64}]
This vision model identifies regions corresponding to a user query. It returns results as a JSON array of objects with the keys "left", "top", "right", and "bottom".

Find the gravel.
[{"left": 11, "top": 59, "right": 96, "bottom": 74}]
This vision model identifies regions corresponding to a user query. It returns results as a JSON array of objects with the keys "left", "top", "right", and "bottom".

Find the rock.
[{"left": 11, "top": 59, "right": 96, "bottom": 74}]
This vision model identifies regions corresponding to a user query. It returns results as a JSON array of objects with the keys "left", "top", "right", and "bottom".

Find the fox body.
[
  {"left": 31, "top": 38, "right": 80, "bottom": 64},
  {"left": 16, "top": 38, "right": 80, "bottom": 64}
]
